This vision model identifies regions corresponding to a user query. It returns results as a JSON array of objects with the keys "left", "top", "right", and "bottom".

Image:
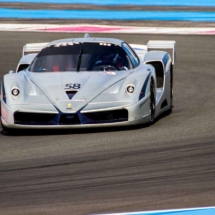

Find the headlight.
[
  {"left": 11, "top": 87, "right": 20, "bottom": 97},
  {"left": 126, "top": 84, "right": 135, "bottom": 94}
]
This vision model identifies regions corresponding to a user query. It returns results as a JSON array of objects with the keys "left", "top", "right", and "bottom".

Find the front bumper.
[
  {"left": 1, "top": 113, "right": 150, "bottom": 129},
  {"left": 1, "top": 93, "right": 151, "bottom": 129}
]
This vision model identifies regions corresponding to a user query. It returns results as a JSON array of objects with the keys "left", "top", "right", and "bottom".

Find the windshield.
[{"left": 30, "top": 42, "right": 133, "bottom": 72}]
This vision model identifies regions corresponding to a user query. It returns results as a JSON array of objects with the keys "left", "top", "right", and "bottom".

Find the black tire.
[
  {"left": 167, "top": 66, "right": 173, "bottom": 114},
  {"left": 150, "top": 81, "right": 155, "bottom": 124},
  {"left": 1, "top": 121, "right": 17, "bottom": 135},
  {"left": 0, "top": 100, "right": 16, "bottom": 134}
]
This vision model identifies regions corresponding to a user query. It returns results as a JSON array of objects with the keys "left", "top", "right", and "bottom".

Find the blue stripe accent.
[
  {"left": 1, "top": 9, "right": 215, "bottom": 21},
  {"left": 139, "top": 73, "right": 151, "bottom": 100},
  {"left": 1, "top": 0, "right": 215, "bottom": 7},
  {"left": 1, "top": 78, "right": 6, "bottom": 104}
]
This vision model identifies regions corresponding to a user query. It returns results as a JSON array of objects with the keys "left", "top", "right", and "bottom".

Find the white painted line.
[{"left": 0, "top": 24, "right": 215, "bottom": 35}]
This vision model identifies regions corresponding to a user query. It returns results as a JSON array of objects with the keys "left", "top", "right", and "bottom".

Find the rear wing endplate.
[
  {"left": 147, "top": 41, "right": 176, "bottom": 65},
  {"left": 23, "top": 43, "right": 48, "bottom": 56}
]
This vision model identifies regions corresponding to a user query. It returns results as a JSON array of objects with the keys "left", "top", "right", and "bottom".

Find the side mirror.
[{"left": 8, "top": 70, "right": 15, "bottom": 74}]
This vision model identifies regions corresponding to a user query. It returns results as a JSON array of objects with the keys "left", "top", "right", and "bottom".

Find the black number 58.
[{"left": 65, "top": 83, "right": 81, "bottom": 89}]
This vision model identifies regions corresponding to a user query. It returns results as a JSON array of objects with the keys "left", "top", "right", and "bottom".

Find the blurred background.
[{"left": 0, "top": 0, "right": 215, "bottom": 26}]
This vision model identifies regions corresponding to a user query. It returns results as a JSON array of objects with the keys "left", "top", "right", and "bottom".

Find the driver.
[
  {"left": 93, "top": 53, "right": 128, "bottom": 71},
  {"left": 95, "top": 53, "right": 116, "bottom": 66},
  {"left": 52, "top": 55, "right": 63, "bottom": 72}
]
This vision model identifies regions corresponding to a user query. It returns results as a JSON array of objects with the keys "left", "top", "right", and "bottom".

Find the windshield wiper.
[{"left": 76, "top": 43, "right": 83, "bottom": 72}]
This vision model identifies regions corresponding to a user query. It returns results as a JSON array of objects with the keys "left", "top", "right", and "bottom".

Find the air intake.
[
  {"left": 83, "top": 109, "right": 128, "bottom": 124},
  {"left": 14, "top": 112, "right": 57, "bottom": 125}
]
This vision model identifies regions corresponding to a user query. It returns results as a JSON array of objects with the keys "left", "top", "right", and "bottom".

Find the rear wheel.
[{"left": 150, "top": 81, "right": 155, "bottom": 124}]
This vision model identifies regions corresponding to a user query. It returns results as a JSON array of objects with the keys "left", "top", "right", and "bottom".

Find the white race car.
[{"left": 1, "top": 34, "right": 176, "bottom": 133}]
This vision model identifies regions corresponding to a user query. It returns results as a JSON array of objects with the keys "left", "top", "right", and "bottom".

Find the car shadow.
[{"left": 0, "top": 125, "right": 146, "bottom": 137}]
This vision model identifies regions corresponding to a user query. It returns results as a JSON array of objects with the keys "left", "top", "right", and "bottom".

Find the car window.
[
  {"left": 122, "top": 42, "right": 139, "bottom": 68},
  {"left": 30, "top": 42, "right": 133, "bottom": 72}
]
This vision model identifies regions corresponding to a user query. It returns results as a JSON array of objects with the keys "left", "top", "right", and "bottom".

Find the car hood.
[{"left": 28, "top": 71, "right": 131, "bottom": 112}]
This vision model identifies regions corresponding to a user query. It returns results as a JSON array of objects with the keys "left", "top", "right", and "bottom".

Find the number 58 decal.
[{"left": 65, "top": 83, "right": 81, "bottom": 89}]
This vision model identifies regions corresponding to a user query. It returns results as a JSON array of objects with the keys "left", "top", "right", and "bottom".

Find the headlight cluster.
[
  {"left": 11, "top": 87, "right": 20, "bottom": 97},
  {"left": 126, "top": 84, "right": 135, "bottom": 94}
]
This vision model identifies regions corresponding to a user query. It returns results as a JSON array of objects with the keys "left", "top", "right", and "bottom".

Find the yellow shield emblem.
[{"left": 67, "top": 104, "right": 72, "bottom": 109}]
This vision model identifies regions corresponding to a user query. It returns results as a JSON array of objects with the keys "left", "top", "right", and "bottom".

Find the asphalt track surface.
[{"left": 0, "top": 32, "right": 215, "bottom": 215}]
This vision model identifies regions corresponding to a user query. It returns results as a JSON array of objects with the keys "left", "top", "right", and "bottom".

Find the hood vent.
[{"left": 66, "top": 90, "right": 77, "bottom": 100}]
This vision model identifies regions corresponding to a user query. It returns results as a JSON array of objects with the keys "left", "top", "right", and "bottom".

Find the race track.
[{"left": 0, "top": 32, "right": 215, "bottom": 215}]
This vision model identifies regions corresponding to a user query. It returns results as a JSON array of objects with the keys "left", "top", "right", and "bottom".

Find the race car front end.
[
  {"left": 1, "top": 98, "right": 151, "bottom": 130},
  {"left": 1, "top": 71, "right": 152, "bottom": 130}
]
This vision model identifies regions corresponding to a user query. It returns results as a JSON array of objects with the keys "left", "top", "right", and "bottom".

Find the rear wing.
[
  {"left": 22, "top": 42, "right": 48, "bottom": 56},
  {"left": 147, "top": 41, "right": 176, "bottom": 65}
]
